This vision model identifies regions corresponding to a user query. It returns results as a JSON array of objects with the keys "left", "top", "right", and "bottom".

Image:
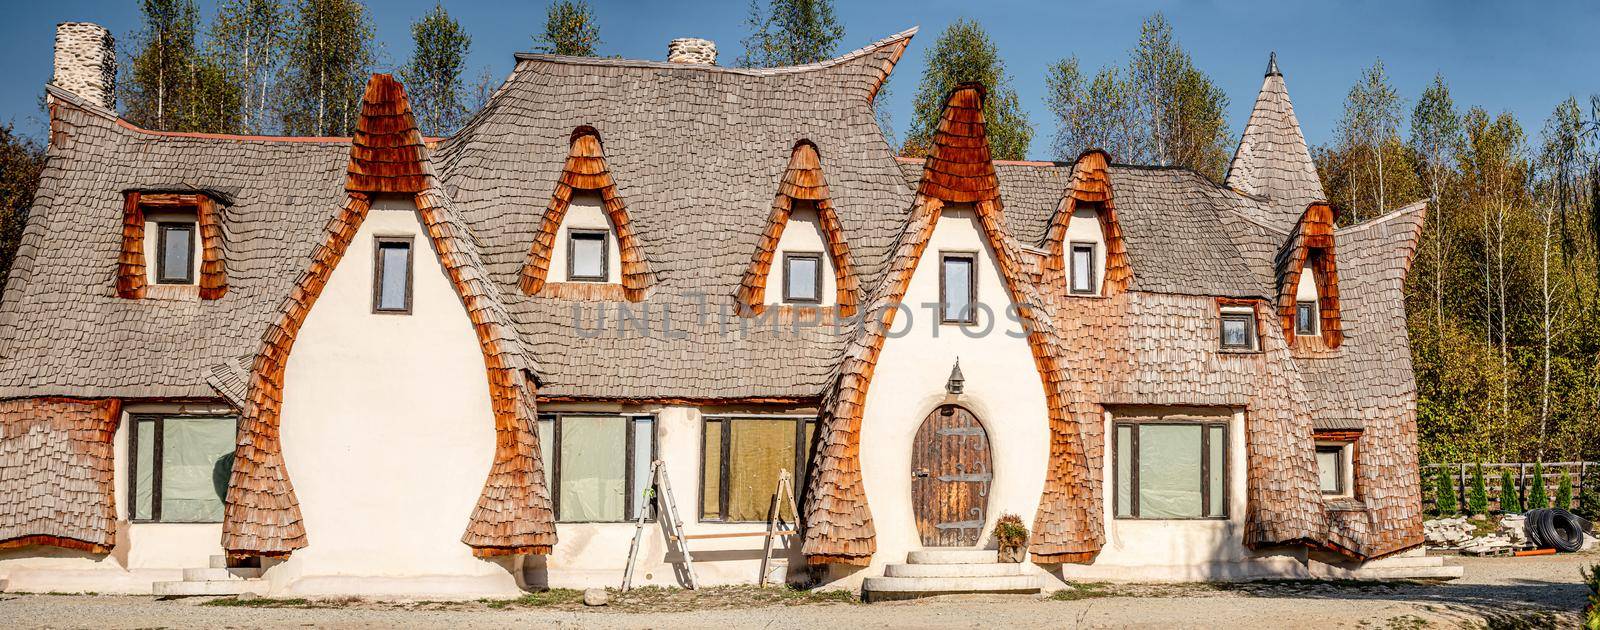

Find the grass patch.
[
  {"left": 480, "top": 585, "right": 857, "bottom": 612},
  {"left": 1050, "top": 582, "right": 1112, "bottom": 601},
  {"left": 481, "top": 588, "right": 584, "bottom": 609},
  {"left": 201, "top": 596, "right": 360, "bottom": 609}
]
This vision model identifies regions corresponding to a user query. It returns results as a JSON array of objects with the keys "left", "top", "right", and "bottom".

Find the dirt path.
[{"left": 1, "top": 552, "right": 1593, "bottom": 629}]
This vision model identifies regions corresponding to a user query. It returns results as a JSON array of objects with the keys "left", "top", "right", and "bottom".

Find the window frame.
[
  {"left": 1295, "top": 300, "right": 1319, "bottom": 336},
  {"left": 699, "top": 414, "right": 817, "bottom": 524},
  {"left": 939, "top": 251, "right": 979, "bottom": 325},
  {"left": 371, "top": 236, "right": 414, "bottom": 314},
  {"left": 1219, "top": 307, "right": 1259, "bottom": 352},
  {"left": 1068, "top": 241, "right": 1098, "bottom": 295},
  {"left": 539, "top": 412, "right": 657, "bottom": 523},
  {"left": 154, "top": 221, "right": 197, "bottom": 285},
  {"left": 126, "top": 413, "right": 238, "bottom": 524},
  {"left": 1316, "top": 443, "right": 1349, "bottom": 496},
  {"left": 1113, "top": 417, "right": 1230, "bottom": 520},
  {"left": 781, "top": 251, "right": 824, "bottom": 304},
  {"left": 566, "top": 229, "right": 611, "bottom": 282}
]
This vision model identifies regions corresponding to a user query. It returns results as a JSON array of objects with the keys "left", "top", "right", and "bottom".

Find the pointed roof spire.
[{"left": 1225, "top": 53, "right": 1325, "bottom": 228}]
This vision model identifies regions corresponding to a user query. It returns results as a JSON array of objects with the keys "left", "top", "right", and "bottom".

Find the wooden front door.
[{"left": 911, "top": 405, "right": 992, "bottom": 547}]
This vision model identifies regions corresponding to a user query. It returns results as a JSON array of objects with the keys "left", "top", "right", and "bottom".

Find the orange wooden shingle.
[
  {"left": 1042, "top": 150, "right": 1132, "bottom": 296},
  {"left": 1278, "top": 202, "right": 1343, "bottom": 349},
  {"left": 519, "top": 126, "right": 653, "bottom": 301},
  {"left": 115, "top": 191, "right": 229, "bottom": 300},
  {"left": 736, "top": 140, "right": 860, "bottom": 317}
]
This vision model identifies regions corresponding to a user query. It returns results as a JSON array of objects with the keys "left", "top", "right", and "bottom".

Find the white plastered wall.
[
  {"left": 759, "top": 204, "right": 838, "bottom": 307},
  {"left": 1295, "top": 265, "right": 1320, "bottom": 335},
  {"left": 548, "top": 192, "right": 622, "bottom": 284},
  {"left": 265, "top": 196, "right": 518, "bottom": 598},
  {"left": 1063, "top": 207, "right": 1107, "bottom": 295},
  {"left": 0, "top": 401, "right": 234, "bottom": 594}
]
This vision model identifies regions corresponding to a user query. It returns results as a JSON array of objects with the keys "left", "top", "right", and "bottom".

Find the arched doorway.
[{"left": 910, "top": 404, "right": 992, "bottom": 547}]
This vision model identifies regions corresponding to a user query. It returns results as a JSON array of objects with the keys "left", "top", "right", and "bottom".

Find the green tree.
[
  {"left": 400, "top": 3, "right": 472, "bottom": 135},
  {"left": 124, "top": 0, "right": 201, "bottom": 130},
  {"left": 1319, "top": 60, "right": 1422, "bottom": 225},
  {"left": 0, "top": 124, "right": 45, "bottom": 299},
  {"left": 1582, "top": 467, "right": 1600, "bottom": 518},
  {"left": 1432, "top": 466, "right": 1457, "bottom": 516},
  {"left": 209, "top": 0, "right": 289, "bottom": 134},
  {"left": 1500, "top": 469, "right": 1522, "bottom": 513},
  {"left": 1409, "top": 75, "right": 1462, "bottom": 355},
  {"left": 1468, "top": 462, "right": 1490, "bottom": 516},
  {"left": 532, "top": 1, "right": 601, "bottom": 57},
  {"left": 1044, "top": 57, "right": 1139, "bottom": 162},
  {"left": 1557, "top": 469, "right": 1574, "bottom": 510},
  {"left": 279, "top": 0, "right": 375, "bottom": 136},
  {"left": 1527, "top": 462, "right": 1550, "bottom": 509},
  {"left": 904, "top": 18, "right": 1031, "bottom": 160},
  {"left": 737, "top": 0, "right": 843, "bottom": 68}
]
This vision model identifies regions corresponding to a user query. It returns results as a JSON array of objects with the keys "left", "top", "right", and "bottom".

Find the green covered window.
[
  {"left": 537, "top": 413, "right": 655, "bottom": 522},
  {"left": 701, "top": 416, "right": 815, "bottom": 523},
  {"left": 1114, "top": 416, "right": 1227, "bottom": 520},
  {"left": 129, "top": 415, "right": 238, "bottom": 523}
]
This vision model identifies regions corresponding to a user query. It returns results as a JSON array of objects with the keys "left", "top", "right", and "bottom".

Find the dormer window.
[
  {"left": 566, "top": 229, "right": 609, "bottom": 282},
  {"left": 118, "top": 191, "right": 227, "bottom": 300},
  {"left": 155, "top": 222, "right": 196, "bottom": 284},
  {"left": 1069, "top": 242, "right": 1097, "bottom": 295},
  {"left": 1295, "top": 301, "right": 1318, "bottom": 336},
  {"left": 783, "top": 252, "right": 822, "bottom": 303},
  {"left": 1219, "top": 305, "right": 1258, "bottom": 351}
]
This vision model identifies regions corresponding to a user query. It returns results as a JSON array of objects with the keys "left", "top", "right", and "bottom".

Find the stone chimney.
[
  {"left": 53, "top": 22, "right": 116, "bottom": 110},
  {"left": 667, "top": 38, "right": 717, "bottom": 65}
]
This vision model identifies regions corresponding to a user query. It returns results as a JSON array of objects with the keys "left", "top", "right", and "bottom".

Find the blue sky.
[{"left": 2, "top": 1, "right": 1596, "bottom": 160}]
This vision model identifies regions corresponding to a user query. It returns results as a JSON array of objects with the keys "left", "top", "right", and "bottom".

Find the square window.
[
  {"left": 538, "top": 414, "right": 656, "bottom": 522},
  {"left": 1316, "top": 444, "right": 1347, "bottom": 495},
  {"left": 373, "top": 237, "right": 412, "bottom": 313},
  {"left": 1295, "top": 300, "right": 1318, "bottom": 336},
  {"left": 783, "top": 252, "right": 822, "bottom": 303},
  {"left": 129, "top": 415, "right": 238, "bottom": 523},
  {"left": 567, "top": 230, "right": 609, "bottom": 281},
  {"left": 1220, "top": 308, "right": 1257, "bottom": 351},
  {"left": 1069, "top": 242, "right": 1096, "bottom": 294},
  {"left": 701, "top": 416, "right": 815, "bottom": 523},
  {"left": 940, "top": 253, "right": 977, "bottom": 324},
  {"left": 156, "top": 222, "right": 195, "bottom": 284},
  {"left": 1114, "top": 419, "right": 1227, "bottom": 519}
]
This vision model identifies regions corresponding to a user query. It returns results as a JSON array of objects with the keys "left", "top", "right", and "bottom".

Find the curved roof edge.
[{"left": 512, "top": 26, "right": 918, "bottom": 76}]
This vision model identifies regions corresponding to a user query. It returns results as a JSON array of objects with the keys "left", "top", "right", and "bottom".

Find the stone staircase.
[
  {"left": 151, "top": 555, "right": 268, "bottom": 597},
  {"left": 1311, "top": 550, "right": 1464, "bottom": 581},
  {"left": 861, "top": 549, "right": 1040, "bottom": 602}
]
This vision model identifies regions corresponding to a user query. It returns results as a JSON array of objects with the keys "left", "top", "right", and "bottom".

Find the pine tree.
[
  {"left": 209, "top": 0, "right": 289, "bottom": 134},
  {"left": 904, "top": 18, "right": 1032, "bottom": 160},
  {"left": 279, "top": 0, "right": 375, "bottom": 136},
  {"left": 0, "top": 124, "right": 45, "bottom": 299},
  {"left": 400, "top": 3, "right": 472, "bottom": 135},
  {"left": 1581, "top": 467, "right": 1600, "bottom": 519},
  {"left": 1527, "top": 463, "right": 1550, "bottom": 510},
  {"left": 737, "top": 0, "right": 843, "bottom": 68},
  {"left": 124, "top": 0, "right": 202, "bottom": 130},
  {"left": 1433, "top": 465, "right": 1458, "bottom": 516},
  {"left": 1500, "top": 469, "right": 1522, "bottom": 513},
  {"left": 532, "top": 1, "right": 601, "bottom": 57},
  {"left": 1468, "top": 462, "right": 1490, "bottom": 516},
  {"left": 1557, "top": 469, "right": 1574, "bottom": 511}
]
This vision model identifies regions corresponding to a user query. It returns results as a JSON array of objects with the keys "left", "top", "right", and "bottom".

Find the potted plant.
[{"left": 993, "top": 513, "right": 1028, "bottom": 563}]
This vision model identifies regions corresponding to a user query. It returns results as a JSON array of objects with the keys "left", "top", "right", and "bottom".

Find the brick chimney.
[
  {"left": 53, "top": 22, "right": 116, "bottom": 110},
  {"left": 666, "top": 38, "right": 716, "bottom": 65}
]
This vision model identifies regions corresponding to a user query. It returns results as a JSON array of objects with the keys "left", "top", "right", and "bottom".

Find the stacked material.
[{"left": 1423, "top": 517, "right": 1474, "bottom": 546}]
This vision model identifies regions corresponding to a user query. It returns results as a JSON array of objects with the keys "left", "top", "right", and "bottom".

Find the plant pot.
[{"left": 997, "top": 545, "right": 1026, "bottom": 563}]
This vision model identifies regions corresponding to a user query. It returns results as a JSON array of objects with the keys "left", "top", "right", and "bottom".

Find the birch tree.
[
  {"left": 1410, "top": 75, "right": 1462, "bottom": 353},
  {"left": 125, "top": 0, "right": 201, "bottom": 130},
  {"left": 532, "top": 1, "right": 601, "bottom": 57},
  {"left": 279, "top": 0, "right": 375, "bottom": 136},
  {"left": 209, "top": 0, "right": 288, "bottom": 134},
  {"left": 400, "top": 3, "right": 472, "bottom": 136}
]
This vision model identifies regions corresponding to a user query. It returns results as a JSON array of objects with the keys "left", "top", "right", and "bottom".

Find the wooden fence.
[{"left": 1421, "top": 461, "right": 1594, "bottom": 513}]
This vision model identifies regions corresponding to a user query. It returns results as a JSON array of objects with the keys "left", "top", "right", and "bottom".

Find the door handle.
[{"left": 912, "top": 469, "right": 930, "bottom": 478}]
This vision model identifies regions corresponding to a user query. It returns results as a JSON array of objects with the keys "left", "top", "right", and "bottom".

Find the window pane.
[
  {"left": 160, "top": 225, "right": 193, "bottom": 282},
  {"left": 798, "top": 420, "right": 816, "bottom": 484},
  {"left": 134, "top": 419, "right": 155, "bottom": 520},
  {"left": 1296, "top": 302, "right": 1316, "bottom": 334},
  {"left": 1221, "top": 317, "right": 1250, "bottom": 348},
  {"left": 558, "top": 416, "right": 626, "bottom": 522},
  {"left": 1071, "top": 245, "right": 1093, "bottom": 293},
  {"left": 159, "top": 417, "right": 236, "bottom": 522},
  {"left": 727, "top": 418, "right": 796, "bottom": 522},
  {"left": 630, "top": 417, "right": 654, "bottom": 520},
  {"left": 1207, "top": 425, "right": 1225, "bottom": 517},
  {"left": 1115, "top": 424, "right": 1132, "bottom": 518},
  {"left": 378, "top": 242, "right": 410, "bottom": 310},
  {"left": 701, "top": 419, "right": 722, "bottom": 520},
  {"left": 1137, "top": 424, "right": 1202, "bottom": 518},
  {"left": 537, "top": 417, "right": 554, "bottom": 484},
  {"left": 785, "top": 256, "right": 819, "bottom": 301},
  {"left": 1317, "top": 448, "right": 1341, "bottom": 493},
  {"left": 571, "top": 233, "right": 605, "bottom": 279},
  {"left": 942, "top": 257, "right": 972, "bottom": 321}
]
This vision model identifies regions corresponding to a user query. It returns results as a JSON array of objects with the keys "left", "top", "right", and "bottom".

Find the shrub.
[
  {"left": 1582, "top": 467, "right": 1600, "bottom": 519},
  {"left": 993, "top": 513, "right": 1028, "bottom": 548},
  {"left": 1583, "top": 563, "right": 1600, "bottom": 630},
  {"left": 1527, "top": 463, "right": 1550, "bottom": 510},
  {"left": 1467, "top": 463, "right": 1490, "bottom": 516},
  {"left": 1433, "top": 466, "right": 1458, "bottom": 516},
  {"left": 1500, "top": 469, "right": 1522, "bottom": 513},
  {"left": 1557, "top": 469, "right": 1574, "bottom": 511}
]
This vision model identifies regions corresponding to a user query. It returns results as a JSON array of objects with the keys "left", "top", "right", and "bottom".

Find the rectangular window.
[
  {"left": 373, "top": 237, "right": 413, "bottom": 313},
  {"left": 701, "top": 416, "right": 816, "bottom": 523},
  {"left": 940, "top": 252, "right": 977, "bottom": 324},
  {"left": 1219, "top": 307, "right": 1257, "bottom": 351},
  {"left": 1069, "top": 242, "right": 1096, "bottom": 294},
  {"left": 538, "top": 413, "right": 655, "bottom": 522},
  {"left": 567, "top": 230, "right": 609, "bottom": 282},
  {"left": 156, "top": 222, "right": 195, "bottom": 284},
  {"left": 1113, "top": 418, "right": 1227, "bottom": 519},
  {"left": 1295, "top": 300, "right": 1318, "bottom": 336},
  {"left": 1316, "top": 444, "right": 1346, "bottom": 495},
  {"left": 129, "top": 415, "right": 238, "bottom": 523},
  {"left": 782, "top": 252, "right": 822, "bottom": 303}
]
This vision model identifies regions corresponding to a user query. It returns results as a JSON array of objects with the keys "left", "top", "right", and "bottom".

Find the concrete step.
[
  {"left": 209, "top": 555, "right": 228, "bottom": 569},
  {"left": 1329, "top": 564, "right": 1464, "bottom": 581},
  {"left": 1362, "top": 555, "right": 1445, "bottom": 569},
  {"left": 862, "top": 575, "right": 1040, "bottom": 602},
  {"left": 182, "top": 567, "right": 265, "bottom": 581},
  {"left": 904, "top": 549, "right": 999, "bottom": 565},
  {"left": 884, "top": 563, "right": 1027, "bottom": 578},
  {"left": 153, "top": 579, "right": 267, "bottom": 597}
]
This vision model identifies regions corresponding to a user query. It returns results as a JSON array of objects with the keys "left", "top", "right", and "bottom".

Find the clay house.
[{"left": 0, "top": 23, "right": 1452, "bottom": 598}]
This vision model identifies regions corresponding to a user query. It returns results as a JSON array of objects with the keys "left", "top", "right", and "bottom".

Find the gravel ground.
[{"left": 1, "top": 551, "right": 1593, "bottom": 629}]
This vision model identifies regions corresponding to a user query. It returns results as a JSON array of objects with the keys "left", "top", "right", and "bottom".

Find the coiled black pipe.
[{"left": 1523, "top": 508, "right": 1585, "bottom": 552}]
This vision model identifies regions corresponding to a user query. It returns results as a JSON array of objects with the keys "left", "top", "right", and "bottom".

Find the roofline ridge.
[
  {"left": 513, "top": 26, "right": 918, "bottom": 75},
  {"left": 1335, "top": 198, "right": 1429, "bottom": 234}
]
